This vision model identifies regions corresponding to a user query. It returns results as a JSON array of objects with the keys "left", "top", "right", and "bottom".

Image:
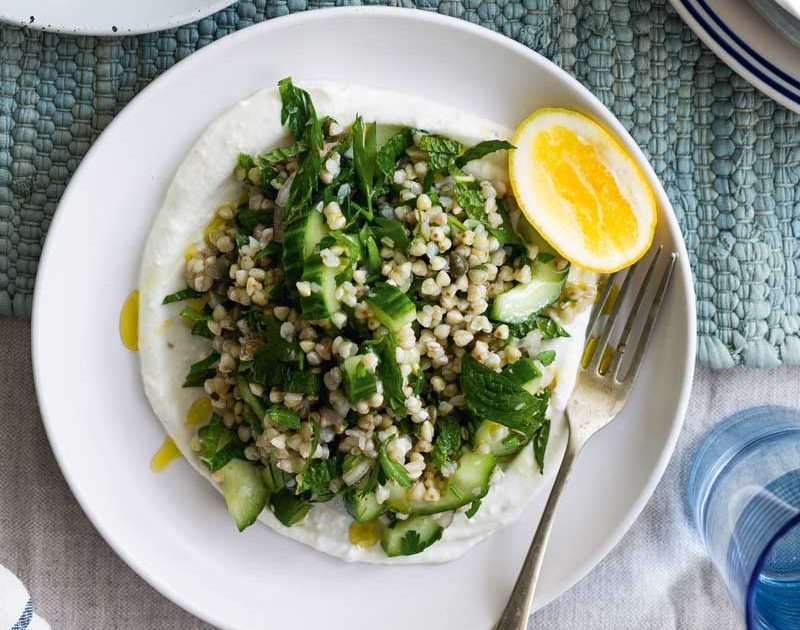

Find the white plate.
[
  {"left": 32, "top": 8, "right": 696, "bottom": 629},
  {"left": 0, "top": 0, "right": 234, "bottom": 36},
  {"left": 670, "top": 0, "right": 800, "bottom": 114}
]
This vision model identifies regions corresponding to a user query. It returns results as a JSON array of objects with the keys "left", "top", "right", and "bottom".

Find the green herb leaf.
[
  {"left": 373, "top": 336, "right": 406, "bottom": 417},
  {"left": 432, "top": 416, "right": 462, "bottom": 471},
  {"left": 297, "top": 457, "right": 341, "bottom": 498},
  {"left": 378, "top": 437, "right": 412, "bottom": 488},
  {"left": 182, "top": 352, "right": 220, "bottom": 388},
  {"left": 507, "top": 315, "right": 570, "bottom": 340},
  {"left": 237, "top": 153, "right": 255, "bottom": 171},
  {"left": 236, "top": 376, "right": 267, "bottom": 424},
  {"left": 236, "top": 207, "right": 271, "bottom": 235},
  {"left": 460, "top": 356, "right": 549, "bottom": 434},
  {"left": 257, "top": 141, "right": 306, "bottom": 168},
  {"left": 487, "top": 199, "right": 521, "bottom": 247},
  {"left": 270, "top": 488, "right": 312, "bottom": 526},
  {"left": 179, "top": 306, "right": 211, "bottom": 324},
  {"left": 265, "top": 405, "right": 301, "bottom": 430},
  {"left": 454, "top": 140, "right": 515, "bottom": 168},
  {"left": 376, "top": 127, "right": 413, "bottom": 179},
  {"left": 419, "top": 134, "right": 463, "bottom": 172},
  {"left": 535, "top": 350, "right": 557, "bottom": 366},
  {"left": 371, "top": 216, "right": 410, "bottom": 252},
  {"left": 261, "top": 460, "right": 289, "bottom": 494},
  {"left": 455, "top": 183, "right": 486, "bottom": 221},
  {"left": 533, "top": 420, "right": 551, "bottom": 473},
  {"left": 162, "top": 288, "right": 203, "bottom": 305},
  {"left": 190, "top": 320, "right": 213, "bottom": 338},
  {"left": 352, "top": 115, "right": 378, "bottom": 215},
  {"left": 198, "top": 414, "right": 245, "bottom": 471},
  {"left": 278, "top": 77, "right": 314, "bottom": 140}
]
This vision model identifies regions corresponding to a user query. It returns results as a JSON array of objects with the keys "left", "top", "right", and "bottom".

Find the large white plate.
[
  {"left": 0, "top": 0, "right": 234, "bottom": 36},
  {"left": 32, "top": 8, "right": 696, "bottom": 629},
  {"left": 670, "top": 0, "right": 800, "bottom": 114}
]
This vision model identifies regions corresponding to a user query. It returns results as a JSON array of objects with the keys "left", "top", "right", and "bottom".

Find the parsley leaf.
[
  {"left": 265, "top": 405, "right": 301, "bottom": 430},
  {"left": 419, "top": 134, "right": 463, "bottom": 171},
  {"left": 400, "top": 530, "right": 424, "bottom": 555},
  {"left": 432, "top": 416, "right": 462, "bottom": 470},
  {"left": 506, "top": 315, "right": 570, "bottom": 340},
  {"left": 198, "top": 415, "right": 245, "bottom": 471},
  {"left": 278, "top": 77, "right": 315, "bottom": 140},
  {"left": 237, "top": 153, "right": 255, "bottom": 171},
  {"left": 297, "top": 456, "right": 341, "bottom": 499},
  {"left": 378, "top": 437, "right": 412, "bottom": 488},
  {"left": 371, "top": 336, "right": 406, "bottom": 417},
  {"left": 376, "top": 127, "right": 413, "bottom": 179},
  {"left": 257, "top": 141, "right": 306, "bottom": 168},
  {"left": 454, "top": 140, "right": 515, "bottom": 168},
  {"left": 460, "top": 356, "right": 549, "bottom": 434}
]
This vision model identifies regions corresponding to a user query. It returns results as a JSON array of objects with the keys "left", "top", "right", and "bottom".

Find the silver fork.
[{"left": 495, "top": 246, "right": 677, "bottom": 630}]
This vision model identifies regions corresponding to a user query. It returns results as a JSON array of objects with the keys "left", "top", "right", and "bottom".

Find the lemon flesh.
[{"left": 509, "top": 108, "right": 657, "bottom": 273}]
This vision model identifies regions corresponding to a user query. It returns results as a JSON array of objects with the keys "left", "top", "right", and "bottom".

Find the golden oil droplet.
[
  {"left": 348, "top": 520, "right": 382, "bottom": 548},
  {"left": 602, "top": 284, "right": 620, "bottom": 315},
  {"left": 581, "top": 336, "right": 598, "bottom": 369},
  {"left": 119, "top": 290, "right": 139, "bottom": 351},
  {"left": 185, "top": 396, "right": 213, "bottom": 426},
  {"left": 204, "top": 214, "right": 228, "bottom": 246},
  {"left": 184, "top": 243, "right": 199, "bottom": 262},
  {"left": 150, "top": 436, "right": 182, "bottom": 473},
  {"left": 599, "top": 346, "right": 615, "bottom": 375}
]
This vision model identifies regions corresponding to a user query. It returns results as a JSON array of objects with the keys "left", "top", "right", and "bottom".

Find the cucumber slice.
[
  {"left": 283, "top": 209, "right": 328, "bottom": 287},
  {"left": 344, "top": 490, "right": 386, "bottom": 523},
  {"left": 489, "top": 256, "right": 568, "bottom": 325},
  {"left": 218, "top": 459, "right": 268, "bottom": 531},
  {"left": 381, "top": 515, "right": 444, "bottom": 557},
  {"left": 365, "top": 282, "right": 417, "bottom": 332},
  {"left": 386, "top": 451, "right": 496, "bottom": 515},
  {"left": 502, "top": 358, "right": 541, "bottom": 385},
  {"left": 474, "top": 420, "right": 530, "bottom": 458},
  {"left": 342, "top": 355, "right": 378, "bottom": 402},
  {"left": 299, "top": 254, "right": 340, "bottom": 321}
]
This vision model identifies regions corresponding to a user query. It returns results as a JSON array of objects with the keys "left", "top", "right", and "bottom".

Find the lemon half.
[{"left": 509, "top": 108, "right": 657, "bottom": 273}]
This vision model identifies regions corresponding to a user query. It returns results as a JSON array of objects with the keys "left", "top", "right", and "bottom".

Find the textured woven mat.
[{"left": 1, "top": 0, "right": 799, "bottom": 368}]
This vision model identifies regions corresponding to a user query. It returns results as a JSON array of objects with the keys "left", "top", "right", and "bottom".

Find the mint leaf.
[
  {"left": 533, "top": 420, "right": 551, "bottom": 473},
  {"left": 352, "top": 115, "right": 378, "bottom": 215},
  {"left": 432, "top": 416, "right": 462, "bottom": 470},
  {"left": 372, "top": 216, "right": 410, "bottom": 252},
  {"left": 455, "top": 183, "right": 486, "bottom": 221},
  {"left": 376, "top": 127, "right": 413, "bottom": 179},
  {"left": 182, "top": 352, "right": 220, "bottom": 388},
  {"left": 506, "top": 315, "right": 570, "bottom": 340},
  {"left": 162, "top": 288, "right": 203, "bottom": 305},
  {"left": 265, "top": 405, "right": 301, "bottom": 430},
  {"left": 270, "top": 489, "right": 312, "bottom": 526},
  {"left": 257, "top": 141, "right": 306, "bottom": 168},
  {"left": 454, "top": 140, "right": 515, "bottom": 168},
  {"left": 278, "top": 77, "right": 315, "bottom": 140},
  {"left": 460, "top": 356, "right": 549, "bottom": 434},
  {"left": 198, "top": 415, "right": 245, "bottom": 471},
  {"left": 420, "top": 134, "right": 463, "bottom": 171}
]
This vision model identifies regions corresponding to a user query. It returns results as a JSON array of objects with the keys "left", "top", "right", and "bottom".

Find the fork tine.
[
  {"left": 586, "top": 272, "right": 619, "bottom": 334},
  {"left": 585, "top": 251, "right": 649, "bottom": 374},
  {"left": 613, "top": 251, "right": 677, "bottom": 383}
]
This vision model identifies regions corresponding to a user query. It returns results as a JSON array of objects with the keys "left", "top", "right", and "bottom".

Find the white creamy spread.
[{"left": 138, "top": 81, "right": 593, "bottom": 564}]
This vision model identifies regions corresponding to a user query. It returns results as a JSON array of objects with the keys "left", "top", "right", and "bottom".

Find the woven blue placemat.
[{"left": 1, "top": 0, "right": 799, "bottom": 368}]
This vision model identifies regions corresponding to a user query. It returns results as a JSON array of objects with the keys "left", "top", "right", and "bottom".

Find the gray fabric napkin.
[{"left": 5, "top": 316, "right": 794, "bottom": 628}]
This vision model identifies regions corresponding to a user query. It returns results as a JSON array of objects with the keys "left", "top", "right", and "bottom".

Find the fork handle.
[{"left": 494, "top": 425, "right": 582, "bottom": 630}]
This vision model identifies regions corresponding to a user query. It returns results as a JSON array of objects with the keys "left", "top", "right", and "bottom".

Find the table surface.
[{"left": 5, "top": 316, "right": 790, "bottom": 628}]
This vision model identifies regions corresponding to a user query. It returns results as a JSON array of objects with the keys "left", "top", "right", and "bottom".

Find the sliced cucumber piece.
[
  {"left": 474, "top": 420, "right": 529, "bottom": 458},
  {"left": 489, "top": 255, "right": 568, "bottom": 325},
  {"left": 283, "top": 209, "right": 328, "bottom": 287},
  {"left": 344, "top": 490, "right": 386, "bottom": 523},
  {"left": 502, "top": 358, "right": 541, "bottom": 385},
  {"left": 218, "top": 459, "right": 268, "bottom": 531},
  {"left": 386, "top": 451, "right": 496, "bottom": 515},
  {"left": 342, "top": 355, "right": 378, "bottom": 402},
  {"left": 365, "top": 282, "right": 416, "bottom": 332},
  {"left": 381, "top": 515, "right": 444, "bottom": 557},
  {"left": 299, "top": 254, "right": 339, "bottom": 321}
]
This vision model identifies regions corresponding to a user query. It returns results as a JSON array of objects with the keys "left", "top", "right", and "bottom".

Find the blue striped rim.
[
  {"left": 675, "top": 0, "right": 800, "bottom": 105},
  {"left": 10, "top": 599, "right": 33, "bottom": 630}
]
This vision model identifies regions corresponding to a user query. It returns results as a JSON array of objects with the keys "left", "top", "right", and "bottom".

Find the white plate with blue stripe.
[{"left": 670, "top": 0, "right": 800, "bottom": 114}]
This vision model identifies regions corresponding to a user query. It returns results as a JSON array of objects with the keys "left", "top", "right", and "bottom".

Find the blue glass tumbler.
[{"left": 688, "top": 406, "right": 800, "bottom": 629}]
